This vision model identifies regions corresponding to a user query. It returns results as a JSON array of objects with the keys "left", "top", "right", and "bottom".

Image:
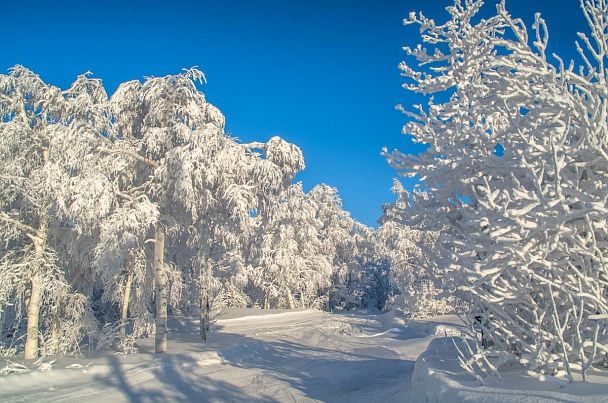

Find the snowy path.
[{"left": 0, "top": 309, "right": 462, "bottom": 402}]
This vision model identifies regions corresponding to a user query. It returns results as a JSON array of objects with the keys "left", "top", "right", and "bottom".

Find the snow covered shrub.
[
  {"left": 399, "top": 279, "right": 460, "bottom": 319},
  {"left": 384, "top": 0, "right": 608, "bottom": 380}
]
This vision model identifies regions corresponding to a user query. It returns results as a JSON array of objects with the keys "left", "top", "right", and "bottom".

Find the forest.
[{"left": 0, "top": 65, "right": 454, "bottom": 359}]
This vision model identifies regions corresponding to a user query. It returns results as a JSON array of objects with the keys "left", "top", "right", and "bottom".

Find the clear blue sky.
[{"left": 1, "top": 0, "right": 587, "bottom": 227}]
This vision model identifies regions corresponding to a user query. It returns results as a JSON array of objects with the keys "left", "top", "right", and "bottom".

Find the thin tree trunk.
[
  {"left": 24, "top": 274, "right": 42, "bottom": 359},
  {"left": 264, "top": 290, "right": 270, "bottom": 310},
  {"left": 24, "top": 147, "right": 50, "bottom": 360},
  {"left": 154, "top": 224, "right": 167, "bottom": 354},
  {"left": 199, "top": 288, "right": 210, "bottom": 342},
  {"left": 120, "top": 271, "right": 133, "bottom": 341},
  {"left": 24, "top": 236, "right": 45, "bottom": 359},
  {"left": 286, "top": 288, "right": 296, "bottom": 309},
  {"left": 199, "top": 252, "right": 211, "bottom": 342}
]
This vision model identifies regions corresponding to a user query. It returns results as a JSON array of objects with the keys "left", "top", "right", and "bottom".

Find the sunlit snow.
[{"left": 2, "top": 309, "right": 607, "bottom": 402}]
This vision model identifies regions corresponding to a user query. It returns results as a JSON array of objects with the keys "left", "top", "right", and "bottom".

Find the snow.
[
  {"left": 1, "top": 309, "right": 607, "bottom": 402},
  {"left": 411, "top": 336, "right": 608, "bottom": 403}
]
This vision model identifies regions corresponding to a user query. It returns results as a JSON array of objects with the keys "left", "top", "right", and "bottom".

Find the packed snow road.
[{"left": 0, "top": 308, "right": 463, "bottom": 402}]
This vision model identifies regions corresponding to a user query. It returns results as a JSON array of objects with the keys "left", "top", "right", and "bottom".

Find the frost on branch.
[{"left": 385, "top": 0, "right": 608, "bottom": 381}]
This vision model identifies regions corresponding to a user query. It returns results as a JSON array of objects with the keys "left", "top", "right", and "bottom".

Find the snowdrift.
[{"left": 410, "top": 337, "right": 608, "bottom": 402}]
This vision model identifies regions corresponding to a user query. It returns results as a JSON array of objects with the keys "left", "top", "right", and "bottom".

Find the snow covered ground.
[
  {"left": 1, "top": 309, "right": 607, "bottom": 402},
  {"left": 411, "top": 337, "right": 608, "bottom": 403}
]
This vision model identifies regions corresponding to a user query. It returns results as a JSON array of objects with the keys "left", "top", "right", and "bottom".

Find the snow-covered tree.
[
  {"left": 254, "top": 183, "right": 327, "bottom": 309},
  {"left": 329, "top": 223, "right": 384, "bottom": 310},
  {"left": 81, "top": 69, "right": 304, "bottom": 349},
  {"left": 252, "top": 183, "right": 355, "bottom": 310},
  {"left": 380, "top": 187, "right": 459, "bottom": 319},
  {"left": 303, "top": 184, "right": 354, "bottom": 309},
  {"left": 0, "top": 67, "right": 101, "bottom": 358},
  {"left": 384, "top": 0, "right": 608, "bottom": 380},
  {"left": 182, "top": 134, "right": 304, "bottom": 339}
]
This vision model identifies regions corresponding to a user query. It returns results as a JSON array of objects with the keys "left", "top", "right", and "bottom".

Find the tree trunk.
[
  {"left": 23, "top": 143, "right": 50, "bottom": 359},
  {"left": 286, "top": 288, "right": 296, "bottom": 309},
  {"left": 264, "top": 290, "right": 270, "bottom": 310},
  {"left": 120, "top": 271, "right": 133, "bottom": 341},
  {"left": 24, "top": 235, "right": 45, "bottom": 359},
  {"left": 24, "top": 273, "right": 42, "bottom": 359},
  {"left": 199, "top": 289, "right": 210, "bottom": 342},
  {"left": 154, "top": 225, "right": 167, "bottom": 354},
  {"left": 199, "top": 253, "right": 211, "bottom": 342}
]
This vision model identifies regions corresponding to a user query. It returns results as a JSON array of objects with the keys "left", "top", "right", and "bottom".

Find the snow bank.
[
  {"left": 213, "top": 307, "right": 315, "bottom": 321},
  {"left": 410, "top": 337, "right": 608, "bottom": 403},
  {"left": 402, "top": 314, "right": 464, "bottom": 339}
]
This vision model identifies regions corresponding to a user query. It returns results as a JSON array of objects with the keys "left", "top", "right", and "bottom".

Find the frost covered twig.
[{"left": 0, "top": 360, "right": 27, "bottom": 376}]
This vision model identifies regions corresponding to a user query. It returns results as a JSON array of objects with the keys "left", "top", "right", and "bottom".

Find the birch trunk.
[
  {"left": 24, "top": 275, "right": 42, "bottom": 359},
  {"left": 286, "top": 288, "right": 296, "bottom": 309},
  {"left": 264, "top": 290, "right": 270, "bottom": 310},
  {"left": 24, "top": 236, "right": 44, "bottom": 359},
  {"left": 154, "top": 225, "right": 167, "bottom": 354},
  {"left": 120, "top": 271, "right": 133, "bottom": 341},
  {"left": 24, "top": 148, "right": 50, "bottom": 359},
  {"left": 199, "top": 253, "right": 211, "bottom": 342}
]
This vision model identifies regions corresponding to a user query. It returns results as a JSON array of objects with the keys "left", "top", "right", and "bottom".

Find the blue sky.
[{"left": 1, "top": 0, "right": 588, "bottom": 227}]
